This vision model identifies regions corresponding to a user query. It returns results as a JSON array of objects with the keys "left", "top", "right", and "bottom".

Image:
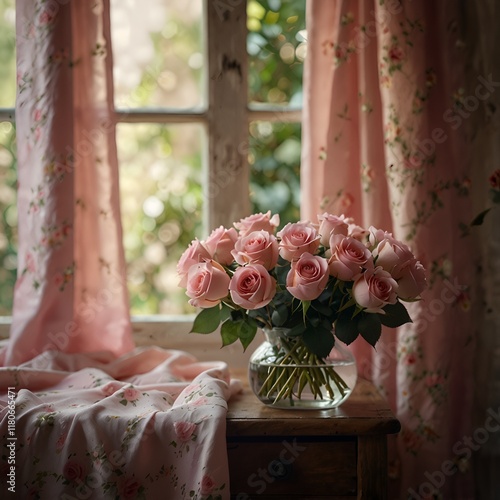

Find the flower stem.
[{"left": 256, "top": 336, "right": 351, "bottom": 404}]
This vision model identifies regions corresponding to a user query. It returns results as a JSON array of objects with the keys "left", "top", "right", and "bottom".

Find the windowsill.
[{"left": 0, "top": 315, "right": 257, "bottom": 369}]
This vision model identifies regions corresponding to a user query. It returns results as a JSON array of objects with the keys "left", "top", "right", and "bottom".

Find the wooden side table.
[{"left": 226, "top": 378, "right": 400, "bottom": 500}]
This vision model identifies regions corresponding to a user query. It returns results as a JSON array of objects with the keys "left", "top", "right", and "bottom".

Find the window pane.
[
  {"left": 0, "top": 121, "right": 17, "bottom": 315},
  {"left": 117, "top": 123, "right": 204, "bottom": 315},
  {"left": 247, "top": 0, "right": 306, "bottom": 106},
  {"left": 249, "top": 121, "right": 301, "bottom": 226},
  {"left": 110, "top": 0, "right": 204, "bottom": 110},
  {"left": 0, "top": 0, "right": 16, "bottom": 108}
]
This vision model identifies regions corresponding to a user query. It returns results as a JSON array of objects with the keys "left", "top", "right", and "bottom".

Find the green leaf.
[
  {"left": 338, "top": 297, "right": 356, "bottom": 313},
  {"left": 220, "top": 303, "right": 232, "bottom": 323},
  {"left": 238, "top": 321, "right": 258, "bottom": 351},
  {"left": 302, "top": 326, "right": 335, "bottom": 359},
  {"left": 471, "top": 208, "right": 491, "bottom": 226},
  {"left": 379, "top": 301, "right": 412, "bottom": 328},
  {"left": 220, "top": 320, "right": 239, "bottom": 347},
  {"left": 334, "top": 313, "right": 359, "bottom": 345},
  {"left": 285, "top": 322, "right": 306, "bottom": 337},
  {"left": 311, "top": 300, "right": 334, "bottom": 317},
  {"left": 190, "top": 306, "right": 221, "bottom": 334},
  {"left": 271, "top": 303, "right": 288, "bottom": 326},
  {"left": 357, "top": 313, "right": 382, "bottom": 347}
]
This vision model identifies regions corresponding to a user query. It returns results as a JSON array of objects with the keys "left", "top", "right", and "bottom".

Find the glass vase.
[{"left": 248, "top": 327, "right": 357, "bottom": 409}]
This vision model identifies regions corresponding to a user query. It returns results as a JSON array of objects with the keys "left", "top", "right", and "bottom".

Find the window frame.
[{"left": 0, "top": 0, "right": 302, "bottom": 357}]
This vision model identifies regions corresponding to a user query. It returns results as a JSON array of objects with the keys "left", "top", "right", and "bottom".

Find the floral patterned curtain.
[
  {"left": 0, "top": 0, "right": 134, "bottom": 365},
  {"left": 302, "top": 1, "right": 487, "bottom": 498}
]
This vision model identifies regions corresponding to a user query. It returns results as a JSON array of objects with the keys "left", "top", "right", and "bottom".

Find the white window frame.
[{"left": 0, "top": 0, "right": 302, "bottom": 363}]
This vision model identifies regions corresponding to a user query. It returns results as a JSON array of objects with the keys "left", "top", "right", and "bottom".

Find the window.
[
  {"left": 0, "top": 1, "right": 306, "bottom": 342},
  {"left": 0, "top": 0, "right": 16, "bottom": 318}
]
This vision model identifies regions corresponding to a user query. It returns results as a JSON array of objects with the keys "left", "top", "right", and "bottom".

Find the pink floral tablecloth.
[{"left": 0, "top": 347, "right": 241, "bottom": 499}]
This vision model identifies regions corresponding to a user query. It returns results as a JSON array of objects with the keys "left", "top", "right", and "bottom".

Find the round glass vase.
[{"left": 248, "top": 327, "right": 357, "bottom": 410}]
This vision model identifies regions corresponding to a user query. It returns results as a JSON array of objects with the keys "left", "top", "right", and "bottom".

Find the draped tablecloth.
[{"left": 0, "top": 346, "right": 241, "bottom": 499}]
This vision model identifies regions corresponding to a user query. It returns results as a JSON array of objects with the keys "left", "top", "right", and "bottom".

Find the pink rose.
[
  {"left": 388, "top": 44, "right": 405, "bottom": 63},
  {"left": 25, "top": 251, "right": 36, "bottom": 273},
  {"left": 348, "top": 223, "right": 369, "bottom": 242},
  {"left": 374, "top": 237, "right": 415, "bottom": 277},
  {"left": 174, "top": 421, "right": 197, "bottom": 442},
  {"left": 186, "top": 260, "right": 230, "bottom": 308},
  {"left": 102, "top": 382, "right": 121, "bottom": 397},
  {"left": 177, "top": 239, "right": 211, "bottom": 287},
  {"left": 277, "top": 222, "right": 320, "bottom": 261},
  {"left": 396, "top": 258, "right": 426, "bottom": 299},
  {"left": 425, "top": 374, "right": 444, "bottom": 388},
  {"left": 317, "top": 213, "right": 349, "bottom": 247},
  {"left": 39, "top": 11, "right": 54, "bottom": 25},
  {"left": 338, "top": 192, "right": 354, "bottom": 212},
  {"left": 123, "top": 387, "right": 140, "bottom": 401},
  {"left": 489, "top": 169, "right": 500, "bottom": 189},
  {"left": 352, "top": 267, "right": 398, "bottom": 313},
  {"left": 63, "top": 461, "right": 86, "bottom": 483},
  {"left": 55, "top": 433, "right": 67, "bottom": 453},
  {"left": 405, "top": 353, "right": 417, "bottom": 365},
  {"left": 229, "top": 264, "right": 276, "bottom": 310},
  {"left": 201, "top": 474, "right": 216, "bottom": 496},
  {"left": 54, "top": 273, "right": 64, "bottom": 288},
  {"left": 368, "top": 226, "right": 393, "bottom": 247},
  {"left": 328, "top": 235, "right": 373, "bottom": 281},
  {"left": 191, "top": 396, "right": 209, "bottom": 407},
  {"left": 286, "top": 253, "right": 329, "bottom": 301},
  {"left": 120, "top": 477, "right": 141, "bottom": 500},
  {"left": 232, "top": 230, "right": 279, "bottom": 270},
  {"left": 234, "top": 211, "right": 280, "bottom": 236},
  {"left": 203, "top": 226, "right": 238, "bottom": 265}
]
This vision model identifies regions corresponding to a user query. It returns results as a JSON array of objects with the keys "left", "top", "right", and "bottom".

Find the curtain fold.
[
  {"left": 2, "top": 0, "right": 134, "bottom": 366},
  {"left": 302, "top": 1, "right": 484, "bottom": 498}
]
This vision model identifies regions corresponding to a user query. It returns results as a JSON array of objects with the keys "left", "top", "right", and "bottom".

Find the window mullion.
[
  {"left": 0, "top": 109, "right": 15, "bottom": 122},
  {"left": 115, "top": 109, "right": 207, "bottom": 124},
  {"left": 247, "top": 107, "right": 302, "bottom": 123},
  {"left": 205, "top": 0, "right": 249, "bottom": 231}
]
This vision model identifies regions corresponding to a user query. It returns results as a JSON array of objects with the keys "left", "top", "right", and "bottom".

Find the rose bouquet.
[{"left": 177, "top": 211, "right": 426, "bottom": 406}]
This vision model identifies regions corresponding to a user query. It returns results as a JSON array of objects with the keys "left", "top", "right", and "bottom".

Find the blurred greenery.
[
  {"left": 0, "top": 0, "right": 305, "bottom": 316},
  {"left": 117, "top": 123, "right": 204, "bottom": 315},
  {"left": 247, "top": 0, "right": 306, "bottom": 106},
  {"left": 0, "top": 122, "right": 17, "bottom": 315},
  {"left": 247, "top": 0, "right": 305, "bottom": 229},
  {"left": 250, "top": 121, "right": 301, "bottom": 226},
  {"left": 112, "top": 0, "right": 204, "bottom": 109},
  {"left": 0, "top": 0, "right": 15, "bottom": 107},
  {"left": 0, "top": 0, "right": 17, "bottom": 316}
]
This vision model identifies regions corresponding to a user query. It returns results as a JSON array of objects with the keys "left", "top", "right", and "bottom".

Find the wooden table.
[{"left": 226, "top": 378, "right": 400, "bottom": 500}]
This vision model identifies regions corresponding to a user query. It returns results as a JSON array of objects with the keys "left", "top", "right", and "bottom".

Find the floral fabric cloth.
[
  {"left": 302, "top": 1, "right": 482, "bottom": 498},
  {"left": 0, "top": 347, "right": 238, "bottom": 499}
]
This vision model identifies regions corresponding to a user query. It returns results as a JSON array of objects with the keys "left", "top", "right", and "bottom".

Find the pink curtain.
[
  {"left": 303, "top": 1, "right": 481, "bottom": 498},
  {"left": 1, "top": 0, "right": 134, "bottom": 365},
  {"left": 0, "top": 2, "right": 236, "bottom": 497}
]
